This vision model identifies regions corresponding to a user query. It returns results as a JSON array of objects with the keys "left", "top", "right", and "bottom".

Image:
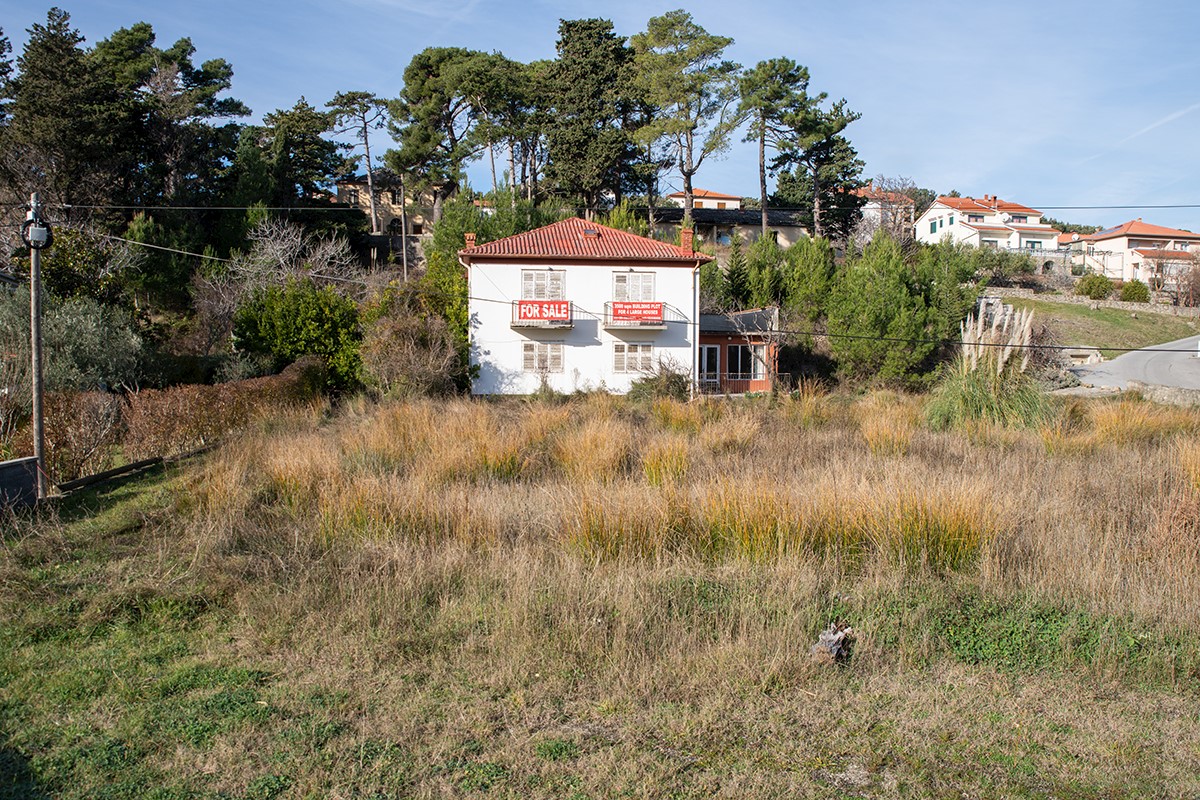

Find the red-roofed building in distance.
[
  {"left": 665, "top": 188, "right": 743, "bottom": 211},
  {"left": 851, "top": 180, "right": 916, "bottom": 244},
  {"left": 915, "top": 194, "right": 1060, "bottom": 255},
  {"left": 1078, "top": 219, "right": 1200, "bottom": 289},
  {"left": 461, "top": 218, "right": 714, "bottom": 395}
]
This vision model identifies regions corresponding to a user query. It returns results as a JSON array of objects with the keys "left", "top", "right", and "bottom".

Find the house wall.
[
  {"left": 1086, "top": 234, "right": 1200, "bottom": 283},
  {"left": 335, "top": 184, "right": 430, "bottom": 234},
  {"left": 469, "top": 260, "right": 699, "bottom": 395},
  {"left": 697, "top": 333, "right": 776, "bottom": 394}
]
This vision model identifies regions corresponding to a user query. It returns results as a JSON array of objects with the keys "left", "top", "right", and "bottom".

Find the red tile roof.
[
  {"left": 1057, "top": 232, "right": 1080, "bottom": 245},
  {"left": 852, "top": 185, "right": 914, "bottom": 204},
  {"left": 1087, "top": 219, "right": 1200, "bottom": 242},
  {"left": 1133, "top": 248, "right": 1196, "bottom": 260},
  {"left": 458, "top": 217, "right": 712, "bottom": 264},
  {"left": 935, "top": 195, "right": 1041, "bottom": 216},
  {"left": 666, "top": 188, "right": 742, "bottom": 200}
]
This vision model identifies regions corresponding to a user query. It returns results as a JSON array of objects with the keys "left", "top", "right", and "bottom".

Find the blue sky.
[{"left": 4, "top": 0, "right": 1200, "bottom": 230}]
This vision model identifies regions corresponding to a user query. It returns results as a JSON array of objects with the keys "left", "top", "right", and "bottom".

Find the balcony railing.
[
  {"left": 511, "top": 300, "right": 574, "bottom": 328},
  {"left": 697, "top": 372, "right": 770, "bottom": 394},
  {"left": 603, "top": 301, "right": 667, "bottom": 330}
]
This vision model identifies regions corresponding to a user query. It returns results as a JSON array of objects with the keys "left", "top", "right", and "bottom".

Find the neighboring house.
[
  {"left": 462, "top": 218, "right": 712, "bottom": 395},
  {"left": 652, "top": 206, "right": 809, "bottom": 248},
  {"left": 915, "top": 195, "right": 1060, "bottom": 254},
  {"left": 851, "top": 180, "right": 915, "bottom": 243},
  {"left": 665, "top": 188, "right": 743, "bottom": 210},
  {"left": 698, "top": 307, "right": 780, "bottom": 395},
  {"left": 1078, "top": 218, "right": 1200, "bottom": 286},
  {"left": 334, "top": 174, "right": 430, "bottom": 235}
]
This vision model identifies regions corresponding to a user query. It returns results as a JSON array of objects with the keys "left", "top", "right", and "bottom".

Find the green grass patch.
[{"left": 1008, "top": 296, "right": 1199, "bottom": 357}]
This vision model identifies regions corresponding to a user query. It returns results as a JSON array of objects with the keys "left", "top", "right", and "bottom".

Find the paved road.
[{"left": 1071, "top": 333, "right": 1200, "bottom": 390}]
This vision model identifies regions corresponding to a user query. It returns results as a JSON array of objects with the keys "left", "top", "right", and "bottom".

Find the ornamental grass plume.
[{"left": 926, "top": 304, "right": 1049, "bottom": 430}]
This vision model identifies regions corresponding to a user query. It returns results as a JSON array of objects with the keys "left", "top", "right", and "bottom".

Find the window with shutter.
[
  {"left": 522, "top": 270, "right": 564, "bottom": 300},
  {"left": 523, "top": 342, "right": 563, "bottom": 373},
  {"left": 614, "top": 343, "right": 653, "bottom": 373},
  {"left": 613, "top": 272, "right": 655, "bottom": 302}
]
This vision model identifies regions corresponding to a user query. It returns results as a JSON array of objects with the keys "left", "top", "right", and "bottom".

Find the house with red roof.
[
  {"left": 665, "top": 188, "right": 743, "bottom": 210},
  {"left": 851, "top": 180, "right": 916, "bottom": 244},
  {"left": 1079, "top": 219, "right": 1200, "bottom": 286},
  {"left": 915, "top": 194, "right": 1059, "bottom": 253},
  {"left": 461, "top": 218, "right": 714, "bottom": 395}
]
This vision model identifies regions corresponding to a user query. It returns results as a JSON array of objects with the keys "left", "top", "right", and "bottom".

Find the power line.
[
  {"left": 59, "top": 204, "right": 361, "bottom": 213},
  {"left": 65, "top": 227, "right": 1200, "bottom": 357}
]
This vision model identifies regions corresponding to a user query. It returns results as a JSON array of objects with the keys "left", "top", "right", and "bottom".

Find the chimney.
[
  {"left": 681, "top": 228, "right": 694, "bottom": 255},
  {"left": 464, "top": 232, "right": 476, "bottom": 248}
]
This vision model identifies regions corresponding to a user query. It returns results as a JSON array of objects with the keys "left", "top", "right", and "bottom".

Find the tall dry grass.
[{"left": 178, "top": 391, "right": 1200, "bottom": 633}]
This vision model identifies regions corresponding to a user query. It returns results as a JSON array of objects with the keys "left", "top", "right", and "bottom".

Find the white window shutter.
[{"left": 523, "top": 342, "right": 536, "bottom": 371}]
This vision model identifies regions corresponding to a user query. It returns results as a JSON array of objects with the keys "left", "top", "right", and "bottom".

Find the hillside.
[
  {"left": 3, "top": 393, "right": 1200, "bottom": 798},
  {"left": 1007, "top": 296, "right": 1199, "bottom": 357}
]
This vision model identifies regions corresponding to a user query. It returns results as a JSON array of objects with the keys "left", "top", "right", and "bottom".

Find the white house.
[
  {"left": 1079, "top": 218, "right": 1200, "bottom": 286},
  {"left": 665, "top": 188, "right": 743, "bottom": 210},
  {"left": 915, "top": 195, "right": 1059, "bottom": 252},
  {"left": 851, "top": 180, "right": 915, "bottom": 244},
  {"left": 463, "top": 218, "right": 712, "bottom": 395}
]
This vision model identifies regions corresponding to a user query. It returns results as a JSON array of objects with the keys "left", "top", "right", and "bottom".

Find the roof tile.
[{"left": 459, "top": 217, "right": 712, "bottom": 263}]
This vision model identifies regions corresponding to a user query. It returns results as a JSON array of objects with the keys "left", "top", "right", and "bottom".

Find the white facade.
[
  {"left": 665, "top": 190, "right": 743, "bottom": 210},
  {"left": 915, "top": 195, "right": 1058, "bottom": 251},
  {"left": 1079, "top": 219, "right": 1200, "bottom": 284},
  {"left": 469, "top": 261, "right": 698, "bottom": 394}
]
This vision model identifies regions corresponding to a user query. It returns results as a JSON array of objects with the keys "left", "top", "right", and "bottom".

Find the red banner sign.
[
  {"left": 517, "top": 300, "right": 571, "bottom": 322},
  {"left": 611, "top": 301, "right": 664, "bottom": 322}
]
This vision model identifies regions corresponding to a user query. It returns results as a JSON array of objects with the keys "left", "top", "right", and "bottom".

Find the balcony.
[
  {"left": 697, "top": 372, "right": 772, "bottom": 395},
  {"left": 511, "top": 300, "right": 573, "bottom": 329},
  {"left": 603, "top": 301, "right": 667, "bottom": 330}
]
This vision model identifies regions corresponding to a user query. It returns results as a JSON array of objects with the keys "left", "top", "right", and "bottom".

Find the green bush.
[
  {"left": 1075, "top": 273, "right": 1114, "bottom": 300},
  {"left": 1120, "top": 279, "right": 1151, "bottom": 303},
  {"left": 925, "top": 366, "right": 1051, "bottom": 431},
  {"left": 233, "top": 280, "right": 361, "bottom": 389}
]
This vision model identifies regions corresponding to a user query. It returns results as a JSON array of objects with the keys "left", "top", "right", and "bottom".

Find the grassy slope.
[
  {"left": 1008, "top": 296, "right": 1199, "bottom": 357},
  {"left": 2, "top": 397, "right": 1200, "bottom": 799}
]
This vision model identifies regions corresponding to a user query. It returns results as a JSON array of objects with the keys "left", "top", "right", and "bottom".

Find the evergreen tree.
[
  {"left": 631, "top": 11, "right": 741, "bottom": 226},
  {"left": 826, "top": 231, "right": 935, "bottom": 383},
  {"left": 773, "top": 134, "right": 865, "bottom": 242},
  {"left": 782, "top": 235, "right": 835, "bottom": 322},
  {"left": 387, "top": 47, "right": 490, "bottom": 222},
  {"left": 543, "top": 18, "right": 635, "bottom": 217},
  {"left": 724, "top": 233, "right": 750, "bottom": 308},
  {"left": 738, "top": 58, "right": 813, "bottom": 237},
  {"left": 745, "top": 235, "right": 785, "bottom": 307},
  {"left": 1, "top": 9, "right": 135, "bottom": 212}
]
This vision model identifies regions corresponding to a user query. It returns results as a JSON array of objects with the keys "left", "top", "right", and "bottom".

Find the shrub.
[
  {"left": 9, "top": 392, "right": 125, "bottom": 482},
  {"left": 123, "top": 357, "right": 326, "bottom": 460},
  {"left": 233, "top": 280, "right": 360, "bottom": 390},
  {"left": 627, "top": 362, "right": 691, "bottom": 402},
  {"left": 1120, "top": 279, "right": 1151, "bottom": 303},
  {"left": 1075, "top": 273, "right": 1114, "bottom": 300}
]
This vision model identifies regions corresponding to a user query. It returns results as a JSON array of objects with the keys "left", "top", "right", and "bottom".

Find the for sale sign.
[
  {"left": 611, "top": 301, "right": 664, "bottom": 322},
  {"left": 517, "top": 300, "right": 571, "bottom": 322}
]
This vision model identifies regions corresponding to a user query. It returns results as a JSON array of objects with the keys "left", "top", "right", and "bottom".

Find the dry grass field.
[{"left": 3, "top": 389, "right": 1200, "bottom": 798}]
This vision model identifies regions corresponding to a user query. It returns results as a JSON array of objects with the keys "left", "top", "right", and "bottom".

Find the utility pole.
[{"left": 22, "top": 193, "right": 53, "bottom": 499}]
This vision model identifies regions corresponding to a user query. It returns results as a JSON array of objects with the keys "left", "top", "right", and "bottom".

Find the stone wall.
[{"left": 983, "top": 287, "right": 1200, "bottom": 319}]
